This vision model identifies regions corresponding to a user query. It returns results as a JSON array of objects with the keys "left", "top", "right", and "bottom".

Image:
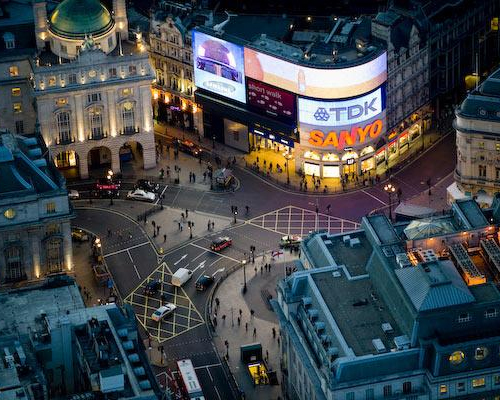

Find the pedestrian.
[
  {"left": 222, "top": 314, "right": 226, "bottom": 324},
  {"left": 156, "top": 226, "right": 160, "bottom": 235},
  {"left": 239, "top": 309, "right": 242, "bottom": 317},
  {"left": 211, "top": 221, "right": 215, "bottom": 230},
  {"left": 250, "top": 309, "right": 255, "bottom": 319},
  {"left": 107, "top": 228, "right": 112, "bottom": 237},
  {"left": 254, "top": 266, "right": 257, "bottom": 275},
  {"left": 186, "top": 209, "right": 189, "bottom": 218},
  {"left": 265, "top": 350, "right": 269, "bottom": 361},
  {"left": 193, "top": 173, "right": 196, "bottom": 183},
  {"left": 203, "top": 171, "right": 207, "bottom": 182},
  {"left": 215, "top": 297, "right": 220, "bottom": 309},
  {"left": 245, "top": 322, "right": 248, "bottom": 332},
  {"left": 180, "top": 222, "right": 183, "bottom": 231},
  {"left": 253, "top": 327, "right": 257, "bottom": 339},
  {"left": 326, "top": 204, "right": 331, "bottom": 214},
  {"left": 178, "top": 222, "right": 181, "bottom": 230},
  {"left": 163, "top": 234, "right": 167, "bottom": 243},
  {"left": 277, "top": 337, "right": 280, "bottom": 346},
  {"left": 272, "top": 327, "right": 276, "bottom": 339},
  {"left": 213, "top": 317, "right": 217, "bottom": 327},
  {"left": 268, "top": 263, "right": 272, "bottom": 272},
  {"left": 264, "top": 264, "right": 268, "bottom": 272},
  {"left": 260, "top": 266, "right": 263, "bottom": 275},
  {"left": 208, "top": 220, "right": 211, "bottom": 231},
  {"left": 181, "top": 212, "right": 185, "bottom": 220},
  {"left": 237, "top": 316, "right": 241, "bottom": 326},
  {"left": 152, "top": 220, "right": 156, "bottom": 229}
]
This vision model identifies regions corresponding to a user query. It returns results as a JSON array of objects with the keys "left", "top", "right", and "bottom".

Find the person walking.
[
  {"left": 245, "top": 322, "right": 248, "bottom": 332},
  {"left": 237, "top": 317, "right": 241, "bottom": 326},
  {"left": 207, "top": 220, "right": 211, "bottom": 231},
  {"left": 211, "top": 221, "right": 215, "bottom": 230},
  {"left": 163, "top": 234, "right": 167, "bottom": 243},
  {"left": 253, "top": 327, "right": 257, "bottom": 339},
  {"left": 250, "top": 309, "right": 255, "bottom": 319},
  {"left": 186, "top": 209, "right": 189, "bottom": 218},
  {"left": 272, "top": 327, "right": 276, "bottom": 339}
]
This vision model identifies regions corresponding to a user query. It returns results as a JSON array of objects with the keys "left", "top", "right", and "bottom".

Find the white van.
[{"left": 171, "top": 268, "right": 193, "bottom": 287}]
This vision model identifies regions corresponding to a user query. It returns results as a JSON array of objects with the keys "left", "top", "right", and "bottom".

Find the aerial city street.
[{"left": 1, "top": 0, "right": 500, "bottom": 399}]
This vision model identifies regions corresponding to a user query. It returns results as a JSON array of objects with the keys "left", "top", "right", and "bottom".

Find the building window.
[
  {"left": 4, "top": 246, "right": 24, "bottom": 281},
  {"left": 88, "top": 107, "right": 103, "bottom": 138},
  {"left": 494, "top": 375, "right": 500, "bottom": 386},
  {"left": 121, "top": 88, "right": 132, "bottom": 97},
  {"left": 475, "top": 347, "right": 489, "bottom": 360},
  {"left": 121, "top": 102, "right": 135, "bottom": 134},
  {"left": 60, "top": 44, "right": 67, "bottom": 53},
  {"left": 12, "top": 103, "right": 22, "bottom": 113},
  {"left": 496, "top": 168, "right": 500, "bottom": 181},
  {"left": 107, "top": 36, "right": 113, "bottom": 48},
  {"left": 402, "top": 382, "right": 412, "bottom": 394},
  {"left": 87, "top": 92, "right": 101, "bottom": 103},
  {"left": 383, "top": 385, "right": 392, "bottom": 397},
  {"left": 485, "top": 308, "right": 498, "bottom": 318},
  {"left": 48, "top": 76, "right": 56, "bottom": 86},
  {"left": 496, "top": 143, "right": 500, "bottom": 152},
  {"left": 69, "top": 73, "right": 77, "bottom": 85},
  {"left": 56, "top": 98, "right": 67, "bottom": 106},
  {"left": 457, "top": 382, "right": 465, "bottom": 392},
  {"left": 46, "top": 238, "right": 63, "bottom": 273},
  {"left": 365, "top": 388, "right": 374, "bottom": 400},
  {"left": 472, "top": 377, "right": 485, "bottom": 388},
  {"left": 9, "top": 66, "right": 19, "bottom": 76},
  {"left": 56, "top": 112, "right": 71, "bottom": 143},
  {"left": 109, "top": 68, "right": 117, "bottom": 78},
  {"left": 479, "top": 142, "right": 485, "bottom": 149},
  {"left": 3, "top": 32, "right": 15, "bottom": 49},
  {"left": 11, "top": 87, "right": 21, "bottom": 96},
  {"left": 46, "top": 224, "right": 61, "bottom": 235},
  {"left": 458, "top": 313, "right": 471, "bottom": 323},
  {"left": 46, "top": 202, "right": 56, "bottom": 214},
  {"left": 15, "top": 120, "right": 24, "bottom": 134},
  {"left": 346, "top": 392, "right": 354, "bottom": 400},
  {"left": 439, "top": 384, "right": 448, "bottom": 394},
  {"left": 449, "top": 350, "right": 465, "bottom": 365},
  {"left": 3, "top": 209, "right": 16, "bottom": 219},
  {"left": 479, "top": 165, "right": 487, "bottom": 177},
  {"left": 129, "top": 65, "right": 137, "bottom": 75}
]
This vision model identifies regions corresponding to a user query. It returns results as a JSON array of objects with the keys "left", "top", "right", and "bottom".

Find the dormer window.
[{"left": 3, "top": 32, "right": 15, "bottom": 49}]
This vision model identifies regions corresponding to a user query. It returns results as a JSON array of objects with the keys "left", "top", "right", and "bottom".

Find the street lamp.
[
  {"left": 384, "top": 183, "right": 396, "bottom": 221},
  {"left": 242, "top": 259, "right": 247, "bottom": 294},
  {"left": 107, "top": 169, "right": 114, "bottom": 205},
  {"left": 283, "top": 152, "right": 292, "bottom": 185}
]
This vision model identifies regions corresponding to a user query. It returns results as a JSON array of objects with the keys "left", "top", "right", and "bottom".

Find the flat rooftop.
[
  {"left": 323, "top": 232, "right": 373, "bottom": 277},
  {"left": 312, "top": 270, "right": 402, "bottom": 356}
]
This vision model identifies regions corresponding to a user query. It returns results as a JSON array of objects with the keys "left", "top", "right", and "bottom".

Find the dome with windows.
[{"left": 49, "top": 0, "right": 114, "bottom": 40}]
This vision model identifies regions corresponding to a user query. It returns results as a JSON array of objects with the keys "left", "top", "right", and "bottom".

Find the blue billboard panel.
[{"left": 193, "top": 31, "right": 246, "bottom": 104}]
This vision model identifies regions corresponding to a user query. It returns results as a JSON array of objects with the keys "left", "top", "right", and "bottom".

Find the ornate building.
[
  {"left": 448, "top": 69, "right": 500, "bottom": 207},
  {"left": 32, "top": 0, "right": 156, "bottom": 178},
  {"left": 0, "top": 130, "right": 73, "bottom": 284}
]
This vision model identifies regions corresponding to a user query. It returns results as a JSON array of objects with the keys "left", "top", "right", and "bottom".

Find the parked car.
[
  {"left": 72, "top": 229, "right": 89, "bottom": 242},
  {"left": 151, "top": 303, "right": 177, "bottom": 322},
  {"left": 144, "top": 280, "right": 161, "bottom": 296},
  {"left": 126, "top": 189, "right": 156, "bottom": 202},
  {"left": 279, "top": 235, "right": 302, "bottom": 249},
  {"left": 68, "top": 189, "right": 80, "bottom": 199},
  {"left": 195, "top": 275, "right": 214, "bottom": 291},
  {"left": 210, "top": 236, "right": 232, "bottom": 252},
  {"left": 136, "top": 179, "right": 160, "bottom": 193},
  {"left": 177, "top": 139, "right": 203, "bottom": 157}
]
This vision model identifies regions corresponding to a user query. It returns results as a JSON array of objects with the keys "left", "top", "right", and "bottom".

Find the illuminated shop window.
[
  {"left": 12, "top": 103, "right": 22, "bottom": 113},
  {"left": 322, "top": 153, "right": 339, "bottom": 161},
  {"left": 48, "top": 76, "right": 56, "bottom": 86},
  {"left": 475, "top": 347, "right": 488, "bottom": 360},
  {"left": 341, "top": 151, "right": 358, "bottom": 161},
  {"left": 472, "top": 377, "right": 485, "bottom": 388},
  {"left": 9, "top": 66, "right": 18, "bottom": 76},
  {"left": 449, "top": 351, "right": 465, "bottom": 365},
  {"left": 360, "top": 146, "right": 375, "bottom": 156},
  {"left": 3, "top": 209, "right": 16, "bottom": 219},
  {"left": 11, "top": 87, "right": 21, "bottom": 96},
  {"left": 304, "top": 151, "right": 320, "bottom": 160},
  {"left": 439, "top": 385, "right": 448, "bottom": 394}
]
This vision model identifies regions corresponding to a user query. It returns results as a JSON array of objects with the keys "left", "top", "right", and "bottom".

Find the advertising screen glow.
[
  {"left": 193, "top": 31, "right": 246, "bottom": 103},
  {"left": 246, "top": 78, "right": 296, "bottom": 121},
  {"left": 244, "top": 49, "right": 387, "bottom": 99}
]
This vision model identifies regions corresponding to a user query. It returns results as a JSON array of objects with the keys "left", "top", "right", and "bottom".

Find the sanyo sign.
[{"left": 298, "top": 87, "right": 384, "bottom": 127}]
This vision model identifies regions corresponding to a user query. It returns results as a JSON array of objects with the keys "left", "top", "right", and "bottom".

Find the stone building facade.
[
  {"left": 0, "top": 130, "right": 73, "bottom": 284},
  {"left": 31, "top": 0, "right": 155, "bottom": 178}
]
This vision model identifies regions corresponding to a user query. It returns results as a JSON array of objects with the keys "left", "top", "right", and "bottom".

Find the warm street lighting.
[
  {"left": 384, "top": 183, "right": 396, "bottom": 221},
  {"left": 283, "top": 152, "right": 293, "bottom": 185},
  {"left": 242, "top": 259, "right": 247, "bottom": 294}
]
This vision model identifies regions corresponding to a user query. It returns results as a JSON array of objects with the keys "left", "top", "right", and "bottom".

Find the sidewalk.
[{"left": 208, "top": 252, "right": 296, "bottom": 400}]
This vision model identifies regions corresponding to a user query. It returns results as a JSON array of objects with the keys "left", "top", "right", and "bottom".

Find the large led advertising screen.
[
  {"left": 246, "top": 78, "right": 296, "bottom": 121},
  {"left": 244, "top": 49, "right": 387, "bottom": 99},
  {"left": 193, "top": 31, "right": 246, "bottom": 103},
  {"left": 298, "top": 86, "right": 386, "bottom": 151}
]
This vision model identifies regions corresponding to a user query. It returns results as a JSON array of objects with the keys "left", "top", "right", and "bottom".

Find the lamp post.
[
  {"left": 107, "top": 170, "right": 114, "bottom": 205},
  {"left": 384, "top": 183, "right": 396, "bottom": 221},
  {"left": 242, "top": 259, "right": 247, "bottom": 294},
  {"left": 283, "top": 153, "right": 292, "bottom": 185}
]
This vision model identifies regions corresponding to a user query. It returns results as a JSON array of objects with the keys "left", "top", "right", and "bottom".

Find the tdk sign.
[{"left": 299, "top": 87, "right": 384, "bottom": 127}]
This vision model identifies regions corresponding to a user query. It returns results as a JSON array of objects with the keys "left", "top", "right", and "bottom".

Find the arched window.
[
  {"left": 56, "top": 112, "right": 71, "bottom": 144},
  {"left": 46, "top": 238, "right": 63, "bottom": 273},
  {"left": 88, "top": 107, "right": 103, "bottom": 139},
  {"left": 121, "top": 102, "right": 135, "bottom": 134},
  {"left": 4, "top": 246, "right": 24, "bottom": 281}
]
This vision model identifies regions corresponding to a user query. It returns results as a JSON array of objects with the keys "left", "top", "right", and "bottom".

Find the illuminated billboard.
[
  {"left": 246, "top": 78, "right": 296, "bottom": 121},
  {"left": 298, "top": 86, "right": 386, "bottom": 151},
  {"left": 244, "top": 49, "right": 387, "bottom": 99},
  {"left": 193, "top": 31, "right": 246, "bottom": 103}
]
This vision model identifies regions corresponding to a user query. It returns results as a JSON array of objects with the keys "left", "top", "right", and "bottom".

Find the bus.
[{"left": 177, "top": 359, "right": 205, "bottom": 400}]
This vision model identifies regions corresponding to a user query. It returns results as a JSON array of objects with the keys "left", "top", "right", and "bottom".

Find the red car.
[{"left": 210, "top": 236, "right": 232, "bottom": 252}]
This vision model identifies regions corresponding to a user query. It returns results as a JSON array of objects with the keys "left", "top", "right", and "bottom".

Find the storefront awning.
[{"left": 195, "top": 90, "right": 298, "bottom": 140}]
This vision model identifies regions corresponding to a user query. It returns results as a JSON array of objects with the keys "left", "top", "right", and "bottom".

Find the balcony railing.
[
  {"left": 120, "top": 127, "right": 140, "bottom": 136},
  {"left": 56, "top": 135, "right": 76, "bottom": 145},
  {"left": 87, "top": 131, "right": 108, "bottom": 141}
]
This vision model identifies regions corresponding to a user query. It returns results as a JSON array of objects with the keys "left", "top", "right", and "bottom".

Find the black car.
[
  {"left": 195, "top": 275, "right": 214, "bottom": 291},
  {"left": 144, "top": 280, "right": 161, "bottom": 296},
  {"left": 136, "top": 179, "right": 160, "bottom": 193}
]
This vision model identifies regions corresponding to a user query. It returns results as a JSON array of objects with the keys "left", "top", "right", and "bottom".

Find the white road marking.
[
  {"left": 127, "top": 249, "right": 141, "bottom": 279},
  {"left": 192, "top": 250, "right": 207, "bottom": 262},
  {"left": 174, "top": 254, "right": 187, "bottom": 265},
  {"left": 209, "top": 258, "right": 223, "bottom": 267},
  {"left": 194, "top": 362, "right": 222, "bottom": 370},
  {"left": 361, "top": 189, "right": 387, "bottom": 205},
  {"left": 214, "top": 385, "right": 222, "bottom": 400},
  {"left": 192, "top": 260, "right": 206, "bottom": 274},
  {"left": 104, "top": 241, "right": 150, "bottom": 257},
  {"left": 155, "top": 185, "right": 169, "bottom": 205},
  {"left": 212, "top": 268, "right": 225, "bottom": 278}
]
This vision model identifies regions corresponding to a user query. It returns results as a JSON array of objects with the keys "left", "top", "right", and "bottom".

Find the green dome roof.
[{"left": 49, "top": 0, "right": 114, "bottom": 39}]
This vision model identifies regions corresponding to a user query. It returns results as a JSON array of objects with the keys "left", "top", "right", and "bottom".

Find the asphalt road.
[{"left": 72, "top": 131, "right": 456, "bottom": 399}]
